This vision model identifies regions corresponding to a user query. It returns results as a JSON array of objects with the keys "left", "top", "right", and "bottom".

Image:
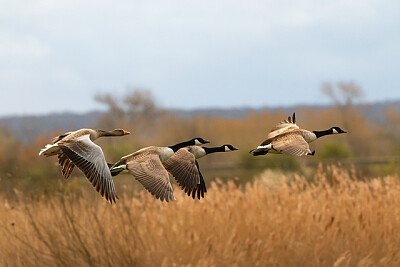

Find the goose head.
[
  {"left": 193, "top": 137, "right": 210, "bottom": 145},
  {"left": 201, "top": 144, "right": 239, "bottom": 156},
  {"left": 168, "top": 137, "right": 210, "bottom": 152},
  {"left": 223, "top": 144, "right": 239, "bottom": 152},
  {"left": 113, "top": 129, "right": 131, "bottom": 135},
  {"left": 331, "top": 127, "right": 347, "bottom": 134}
]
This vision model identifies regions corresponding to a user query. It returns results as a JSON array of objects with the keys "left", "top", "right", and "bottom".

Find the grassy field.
[{"left": 1, "top": 166, "right": 400, "bottom": 266}]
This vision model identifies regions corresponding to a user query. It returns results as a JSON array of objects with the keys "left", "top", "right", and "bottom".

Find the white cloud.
[
  {"left": 0, "top": 33, "right": 50, "bottom": 60},
  {"left": 0, "top": 0, "right": 399, "bottom": 115}
]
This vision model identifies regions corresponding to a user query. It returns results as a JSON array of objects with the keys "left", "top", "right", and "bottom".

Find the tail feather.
[{"left": 39, "top": 143, "right": 60, "bottom": 157}]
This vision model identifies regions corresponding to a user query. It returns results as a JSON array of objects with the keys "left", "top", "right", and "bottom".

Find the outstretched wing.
[
  {"left": 126, "top": 152, "right": 175, "bottom": 202},
  {"left": 266, "top": 113, "right": 299, "bottom": 139},
  {"left": 185, "top": 160, "right": 207, "bottom": 199},
  {"left": 58, "top": 134, "right": 118, "bottom": 203},
  {"left": 57, "top": 152, "right": 75, "bottom": 179},
  {"left": 163, "top": 148, "right": 201, "bottom": 190},
  {"left": 52, "top": 131, "right": 73, "bottom": 144},
  {"left": 271, "top": 132, "right": 312, "bottom": 156}
]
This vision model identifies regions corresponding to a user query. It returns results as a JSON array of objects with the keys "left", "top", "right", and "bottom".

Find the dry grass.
[{"left": 1, "top": 166, "right": 400, "bottom": 266}]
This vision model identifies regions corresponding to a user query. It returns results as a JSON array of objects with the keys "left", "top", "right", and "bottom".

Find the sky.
[{"left": 0, "top": 0, "right": 399, "bottom": 116}]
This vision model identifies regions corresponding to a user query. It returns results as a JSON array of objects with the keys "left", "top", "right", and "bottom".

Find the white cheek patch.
[
  {"left": 111, "top": 164, "right": 126, "bottom": 171},
  {"left": 257, "top": 144, "right": 272, "bottom": 150},
  {"left": 332, "top": 129, "right": 338, "bottom": 134},
  {"left": 195, "top": 139, "right": 201, "bottom": 145},
  {"left": 225, "top": 146, "right": 229, "bottom": 152},
  {"left": 119, "top": 164, "right": 127, "bottom": 170}
]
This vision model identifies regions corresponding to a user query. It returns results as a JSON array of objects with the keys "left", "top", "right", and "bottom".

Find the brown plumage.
[
  {"left": 163, "top": 144, "right": 238, "bottom": 199},
  {"left": 163, "top": 148, "right": 201, "bottom": 191},
  {"left": 110, "top": 138, "right": 211, "bottom": 202},
  {"left": 268, "top": 131, "right": 314, "bottom": 156},
  {"left": 114, "top": 147, "right": 175, "bottom": 202},
  {"left": 57, "top": 152, "right": 75, "bottom": 179},
  {"left": 250, "top": 113, "right": 346, "bottom": 156}
]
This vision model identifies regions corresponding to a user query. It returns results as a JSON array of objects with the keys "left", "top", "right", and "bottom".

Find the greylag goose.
[{"left": 39, "top": 128, "right": 130, "bottom": 203}]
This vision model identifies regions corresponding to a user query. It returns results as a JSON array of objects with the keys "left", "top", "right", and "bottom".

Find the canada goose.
[
  {"left": 163, "top": 144, "right": 239, "bottom": 199},
  {"left": 110, "top": 138, "right": 210, "bottom": 202},
  {"left": 250, "top": 113, "right": 346, "bottom": 156},
  {"left": 39, "top": 128, "right": 130, "bottom": 203}
]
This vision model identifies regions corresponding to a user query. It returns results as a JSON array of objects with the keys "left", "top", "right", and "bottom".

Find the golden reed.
[{"left": 1, "top": 166, "right": 400, "bottom": 266}]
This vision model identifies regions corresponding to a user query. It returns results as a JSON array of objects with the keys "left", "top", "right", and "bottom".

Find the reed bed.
[{"left": 1, "top": 166, "right": 400, "bottom": 266}]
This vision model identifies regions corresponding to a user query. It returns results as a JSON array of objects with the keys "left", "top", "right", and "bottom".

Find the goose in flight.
[
  {"left": 250, "top": 113, "right": 346, "bottom": 156},
  {"left": 39, "top": 128, "right": 130, "bottom": 203},
  {"left": 109, "top": 138, "right": 210, "bottom": 202}
]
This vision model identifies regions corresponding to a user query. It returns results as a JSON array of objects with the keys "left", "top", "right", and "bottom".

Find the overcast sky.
[{"left": 0, "top": 0, "right": 399, "bottom": 116}]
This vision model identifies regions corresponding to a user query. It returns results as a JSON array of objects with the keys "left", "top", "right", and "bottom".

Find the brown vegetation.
[
  {"left": 1, "top": 166, "right": 400, "bottom": 266},
  {"left": 1, "top": 89, "right": 400, "bottom": 265},
  {"left": 1, "top": 98, "right": 399, "bottom": 196}
]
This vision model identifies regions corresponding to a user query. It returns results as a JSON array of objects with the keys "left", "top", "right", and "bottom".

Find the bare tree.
[
  {"left": 124, "top": 90, "right": 158, "bottom": 123},
  {"left": 95, "top": 88, "right": 164, "bottom": 136},
  {"left": 321, "top": 81, "right": 363, "bottom": 107},
  {"left": 94, "top": 94, "right": 126, "bottom": 129},
  {"left": 321, "top": 81, "right": 364, "bottom": 127},
  {"left": 321, "top": 81, "right": 366, "bottom": 156}
]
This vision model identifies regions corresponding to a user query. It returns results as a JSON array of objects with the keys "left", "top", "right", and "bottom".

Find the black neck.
[
  {"left": 313, "top": 129, "right": 333, "bottom": 138},
  {"left": 168, "top": 140, "right": 195, "bottom": 152},
  {"left": 203, "top": 146, "right": 225, "bottom": 155}
]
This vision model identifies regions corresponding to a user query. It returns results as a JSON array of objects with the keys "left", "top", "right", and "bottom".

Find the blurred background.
[{"left": 1, "top": 0, "right": 400, "bottom": 198}]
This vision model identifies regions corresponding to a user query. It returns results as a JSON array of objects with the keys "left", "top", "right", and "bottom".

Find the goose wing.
[
  {"left": 52, "top": 131, "right": 73, "bottom": 144},
  {"left": 163, "top": 148, "right": 201, "bottom": 190},
  {"left": 267, "top": 113, "right": 299, "bottom": 139},
  {"left": 58, "top": 134, "right": 118, "bottom": 203},
  {"left": 126, "top": 152, "right": 175, "bottom": 202},
  {"left": 57, "top": 152, "right": 75, "bottom": 179},
  {"left": 185, "top": 160, "right": 207, "bottom": 199},
  {"left": 271, "top": 132, "right": 312, "bottom": 156}
]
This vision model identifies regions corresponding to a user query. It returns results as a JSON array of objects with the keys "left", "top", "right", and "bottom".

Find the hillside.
[{"left": 0, "top": 100, "right": 399, "bottom": 142}]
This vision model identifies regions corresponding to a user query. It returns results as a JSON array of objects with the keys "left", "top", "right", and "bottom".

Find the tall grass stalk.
[{"left": 1, "top": 166, "right": 400, "bottom": 266}]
